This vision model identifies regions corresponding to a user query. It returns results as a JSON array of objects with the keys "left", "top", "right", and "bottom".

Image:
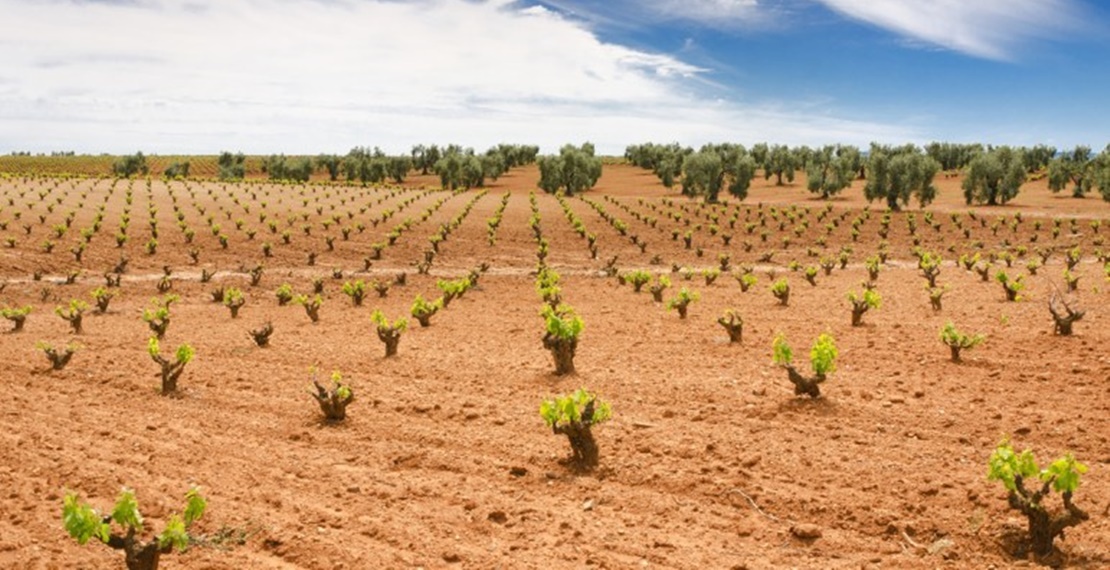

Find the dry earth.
[{"left": 0, "top": 165, "right": 1108, "bottom": 569}]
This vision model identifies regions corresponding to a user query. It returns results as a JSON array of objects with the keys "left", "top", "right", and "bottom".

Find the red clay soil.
[{"left": 1, "top": 165, "right": 1108, "bottom": 569}]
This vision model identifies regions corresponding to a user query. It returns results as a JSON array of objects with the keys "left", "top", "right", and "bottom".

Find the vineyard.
[{"left": 0, "top": 162, "right": 1108, "bottom": 569}]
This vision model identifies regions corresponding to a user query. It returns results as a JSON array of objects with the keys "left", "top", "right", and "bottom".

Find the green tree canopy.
[
  {"left": 1048, "top": 145, "right": 1095, "bottom": 198},
  {"left": 217, "top": 151, "right": 245, "bottom": 181},
  {"left": 315, "top": 154, "right": 342, "bottom": 181},
  {"left": 805, "top": 145, "right": 859, "bottom": 199},
  {"left": 763, "top": 144, "right": 797, "bottom": 185},
  {"left": 962, "top": 146, "right": 1025, "bottom": 205},
  {"left": 262, "top": 154, "right": 313, "bottom": 182},
  {"left": 1021, "top": 144, "right": 1056, "bottom": 173},
  {"left": 431, "top": 145, "right": 486, "bottom": 190},
  {"left": 345, "top": 146, "right": 388, "bottom": 185},
  {"left": 863, "top": 144, "right": 939, "bottom": 211},
  {"left": 925, "top": 142, "right": 982, "bottom": 171},
  {"left": 162, "top": 161, "right": 190, "bottom": 179},
  {"left": 411, "top": 144, "right": 441, "bottom": 175},
  {"left": 112, "top": 152, "right": 148, "bottom": 178},
  {"left": 538, "top": 143, "right": 602, "bottom": 195},
  {"left": 625, "top": 142, "right": 690, "bottom": 188},
  {"left": 680, "top": 143, "right": 756, "bottom": 203}
]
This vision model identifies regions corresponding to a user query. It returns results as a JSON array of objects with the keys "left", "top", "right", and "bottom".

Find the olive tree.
[
  {"left": 680, "top": 143, "right": 756, "bottom": 203},
  {"left": 434, "top": 146, "right": 485, "bottom": 189},
  {"left": 806, "top": 144, "right": 858, "bottom": 199},
  {"left": 863, "top": 144, "right": 939, "bottom": 211},
  {"left": 537, "top": 143, "right": 602, "bottom": 195},
  {"left": 411, "top": 144, "right": 441, "bottom": 175},
  {"left": 1048, "top": 146, "right": 1094, "bottom": 198},
  {"left": 1021, "top": 144, "right": 1056, "bottom": 173},
  {"left": 962, "top": 146, "right": 1025, "bottom": 205},
  {"left": 925, "top": 142, "right": 982, "bottom": 171},
  {"left": 625, "top": 142, "right": 690, "bottom": 189},
  {"left": 763, "top": 144, "right": 797, "bottom": 185},
  {"left": 493, "top": 143, "right": 539, "bottom": 168},
  {"left": 1097, "top": 146, "right": 1110, "bottom": 202},
  {"left": 161, "top": 161, "right": 190, "bottom": 179},
  {"left": 217, "top": 151, "right": 246, "bottom": 180},
  {"left": 315, "top": 154, "right": 343, "bottom": 181},
  {"left": 112, "top": 152, "right": 149, "bottom": 178},
  {"left": 263, "top": 154, "right": 313, "bottom": 182}
]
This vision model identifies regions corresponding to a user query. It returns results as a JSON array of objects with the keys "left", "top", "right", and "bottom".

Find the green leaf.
[
  {"left": 110, "top": 488, "right": 143, "bottom": 532},
  {"left": 158, "top": 514, "right": 190, "bottom": 551},
  {"left": 1042, "top": 453, "right": 1087, "bottom": 494},
  {"left": 175, "top": 344, "right": 195, "bottom": 364},
  {"left": 771, "top": 333, "right": 793, "bottom": 366},
  {"left": 182, "top": 487, "right": 207, "bottom": 527},
  {"left": 987, "top": 438, "right": 1039, "bottom": 492},
  {"left": 62, "top": 491, "right": 110, "bottom": 545},
  {"left": 539, "top": 388, "right": 611, "bottom": 428},
  {"left": 809, "top": 333, "right": 838, "bottom": 376},
  {"left": 539, "top": 399, "right": 558, "bottom": 427}
]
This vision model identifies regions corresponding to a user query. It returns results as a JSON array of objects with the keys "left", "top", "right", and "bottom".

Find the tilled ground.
[{"left": 1, "top": 165, "right": 1108, "bottom": 569}]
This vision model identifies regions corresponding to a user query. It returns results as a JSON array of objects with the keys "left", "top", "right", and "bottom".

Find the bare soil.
[{"left": 1, "top": 165, "right": 1108, "bottom": 569}]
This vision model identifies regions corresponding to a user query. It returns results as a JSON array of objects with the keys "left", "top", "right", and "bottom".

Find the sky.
[{"left": 1, "top": 0, "right": 1108, "bottom": 155}]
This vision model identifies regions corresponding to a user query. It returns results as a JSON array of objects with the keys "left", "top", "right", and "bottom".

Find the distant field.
[{"left": 0, "top": 154, "right": 273, "bottom": 179}]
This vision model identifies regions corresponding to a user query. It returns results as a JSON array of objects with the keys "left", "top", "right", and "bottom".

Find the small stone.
[
  {"left": 582, "top": 499, "right": 594, "bottom": 511},
  {"left": 487, "top": 511, "right": 507, "bottom": 524},
  {"left": 442, "top": 552, "right": 461, "bottom": 563},
  {"left": 509, "top": 466, "right": 528, "bottom": 477},
  {"left": 791, "top": 523, "right": 823, "bottom": 539}
]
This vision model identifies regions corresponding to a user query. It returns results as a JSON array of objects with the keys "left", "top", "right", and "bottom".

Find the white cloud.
[
  {"left": 0, "top": 0, "right": 914, "bottom": 154},
  {"left": 815, "top": 0, "right": 1085, "bottom": 60}
]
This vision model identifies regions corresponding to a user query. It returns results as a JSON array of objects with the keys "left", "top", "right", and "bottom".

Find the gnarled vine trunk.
[
  {"left": 785, "top": 365, "right": 825, "bottom": 398},
  {"left": 542, "top": 334, "right": 577, "bottom": 376},
  {"left": 106, "top": 529, "right": 166, "bottom": 570},
  {"left": 1008, "top": 478, "right": 1089, "bottom": 558}
]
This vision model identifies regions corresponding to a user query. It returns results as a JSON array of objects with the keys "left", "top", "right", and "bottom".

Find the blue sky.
[{"left": 1, "top": 0, "right": 1107, "bottom": 155}]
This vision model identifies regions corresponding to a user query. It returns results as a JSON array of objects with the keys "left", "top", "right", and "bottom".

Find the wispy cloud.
[
  {"left": 0, "top": 0, "right": 914, "bottom": 154},
  {"left": 539, "top": 0, "right": 777, "bottom": 30},
  {"left": 814, "top": 0, "right": 1087, "bottom": 60}
]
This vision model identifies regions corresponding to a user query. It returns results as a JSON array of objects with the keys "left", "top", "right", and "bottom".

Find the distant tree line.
[{"left": 626, "top": 141, "right": 1110, "bottom": 206}]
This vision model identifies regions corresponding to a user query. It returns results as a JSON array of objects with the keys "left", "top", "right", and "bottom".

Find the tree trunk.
[
  {"left": 107, "top": 532, "right": 163, "bottom": 570},
  {"left": 851, "top": 305, "right": 866, "bottom": 327},
  {"left": 125, "top": 541, "right": 161, "bottom": 570},
  {"left": 785, "top": 366, "right": 825, "bottom": 398},
  {"left": 381, "top": 335, "right": 401, "bottom": 357},
  {"left": 555, "top": 424, "right": 598, "bottom": 469},
  {"left": 543, "top": 335, "right": 577, "bottom": 376},
  {"left": 159, "top": 359, "right": 186, "bottom": 394}
]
